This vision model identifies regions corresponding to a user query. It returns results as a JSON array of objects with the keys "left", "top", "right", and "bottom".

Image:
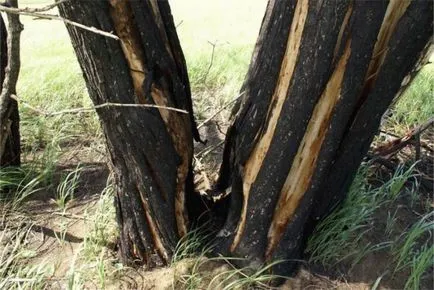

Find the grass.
[
  {"left": 0, "top": 225, "right": 54, "bottom": 290},
  {"left": 173, "top": 237, "right": 289, "bottom": 290},
  {"left": 307, "top": 163, "right": 433, "bottom": 289},
  {"left": 54, "top": 165, "right": 81, "bottom": 210},
  {"left": 394, "top": 211, "right": 434, "bottom": 289},
  {"left": 385, "top": 64, "right": 434, "bottom": 134}
]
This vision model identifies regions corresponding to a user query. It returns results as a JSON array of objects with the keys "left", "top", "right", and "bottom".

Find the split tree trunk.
[
  {"left": 58, "top": 0, "right": 201, "bottom": 266},
  {"left": 60, "top": 0, "right": 432, "bottom": 278},
  {"left": 215, "top": 0, "right": 432, "bottom": 276},
  {"left": 0, "top": 1, "right": 21, "bottom": 167}
]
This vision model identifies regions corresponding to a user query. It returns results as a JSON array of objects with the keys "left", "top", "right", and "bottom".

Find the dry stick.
[
  {"left": 202, "top": 40, "right": 216, "bottom": 84},
  {"left": 0, "top": 5, "right": 119, "bottom": 40},
  {"left": 374, "top": 117, "right": 434, "bottom": 157},
  {"left": 0, "top": 0, "right": 22, "bottom": 163},
  {"left": 379, "top": 129, "right": 433, "bottom": 153},
  {"left": 6, "top": 0, "right": 71, "bottom": 13},
  {"left": 196, "top": 140, "right": 225, "bottom": 157},
  {"left": 10, "top": 94, "right": 189, "bottom": 116},
  {"left": 197, "top": 91, "right": 245, "bottom": 129}
]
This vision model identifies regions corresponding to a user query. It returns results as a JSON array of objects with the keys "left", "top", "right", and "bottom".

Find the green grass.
[
  {"left": 0, "top": 224, "right": 54, "bottom": 290},
  {"left": 386, "top": 64, "right": 434, "bottom": 134},
  {"left": 307, "top": 163, "right": 433, "bottom": 289},
  {"left": 54, "top": 165, "right": 81, "bottom": 210},
  {"left": 394, "top": 211, "right": 434, "bottom": 290}
]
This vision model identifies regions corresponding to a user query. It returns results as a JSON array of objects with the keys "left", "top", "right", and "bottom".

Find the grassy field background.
[{"left": 1, "top": 0, "right": 433, "bottom": 289}]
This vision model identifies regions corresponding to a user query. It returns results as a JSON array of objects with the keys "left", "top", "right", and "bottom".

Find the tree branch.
[
  {"left": 374, "top": 117, "right": 434, "bottom": 156},
  {"left": 0, "top": 3, "right": 119, "bottom": 40}
]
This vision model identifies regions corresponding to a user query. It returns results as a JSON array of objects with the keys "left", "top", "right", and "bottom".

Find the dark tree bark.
[
  {"left": 215, "top": 0, "right": 432, "bottom": 276},
  {"left": 0, "top": 1, "right": 21, "bottom": 167},
  {"left": 58, "top": 0, "right": 201, "bottom": 266}
]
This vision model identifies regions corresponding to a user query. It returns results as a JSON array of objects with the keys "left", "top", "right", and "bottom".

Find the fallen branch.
[
  {"left": 0, "top": 3, "right": 119, "bottom": 40},
  {"left": 379, "top": 129, "right": 433, "bottom": 153},
  {"left": 10, "top": 94, "right": 189, "bottom": 115},
  {"left": 374, "top": 117, "right": 434, "bottom": 157}
]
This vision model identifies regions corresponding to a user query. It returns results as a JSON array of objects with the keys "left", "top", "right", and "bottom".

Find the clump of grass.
[
  {"left": 63, "top": 181, "right": 118, "bottom": 288},
  {"left": 0, "top": 224, "right": 54, "bottom": 289},
  {"left": 173, "top": 225, "right": 291, "bottom": 289},
  {"left": 172, "top": 222, "right": 215, "bottom": 265},
  {"left": 82, "top": 183, "right": 117, "bottom": 257},
  {"left": 54, "top": 165, "right": 82, "bottom": 210},
  {"left": 394, "top": 211, "right": 434, "bottom": 290},
  {"left": 0, "top": 135, "right": 61, "bottom": 213},
  {"left": 307, "top": 163, "right": 416, "bottom": 266},
  {"left": 385, "top": 64, "right": 434, "bottom": 134}
]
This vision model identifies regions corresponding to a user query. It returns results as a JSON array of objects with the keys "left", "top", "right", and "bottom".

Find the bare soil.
[{"left": 1, "top": 127, "right": 432, "bottom": 289}]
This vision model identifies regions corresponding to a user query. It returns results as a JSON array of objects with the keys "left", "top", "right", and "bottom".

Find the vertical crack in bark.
[
  {"left": 137, "top": 185, "right": 170, "bottom": 263},
  {"left": 266, "top": 39, "right": 352, "bottom": 259},
  {"left": 108, "top": 0, "right": 191, "bottom": 238},
  {"left": 230, "top": 0, "right": 309, "bottom": 252},
  {"left": 332, "top": 3, "right": 353, "bottom": 64},
  {"left": 359, "top": 0, "right": 411, "bottom": 101}
]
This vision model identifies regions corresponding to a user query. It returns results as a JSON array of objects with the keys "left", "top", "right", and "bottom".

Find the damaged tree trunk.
[
  {"left": 0, "top": 0, "right": 21, "bottom": 167},
  {"left": 215, "top": 0, "right": 432, "bottom": 276},
  {"left": 58, "top": 0, "right": 201, "bottom": 265},
  {"left": 60, "top": 0, "right": 432, "bottom": 278}
]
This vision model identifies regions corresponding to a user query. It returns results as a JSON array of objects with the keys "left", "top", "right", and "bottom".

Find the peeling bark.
[
  {"left": 216, "top": 0, "right": 432, "bottom": 277},
  {"left": 58, "top": 0, "right": 200, "bottom": 265}
]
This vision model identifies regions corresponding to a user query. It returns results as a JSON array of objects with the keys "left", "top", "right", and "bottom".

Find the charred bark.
[
  {"left": 0, "top": 1, "right": 21, "bottom": 167},
  {"left": 60, "top": 0, "right": 432, "bottom": 278},
  {"left": 58, "top": 0, "right": 201, "bottom": 265},
  {"left": 216, "top": 0, "right": 432, "bottom": 276}
]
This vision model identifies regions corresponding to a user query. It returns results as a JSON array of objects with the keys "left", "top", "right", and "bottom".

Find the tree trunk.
[
  {"left": 58, "top": 0, "right": 201, "bottom": 266},
  {"left": 215, "top": 0, "right": 432, "bottom": 276},
  {"left": 0, "top": 3, "right": 21, "bottom": 167}
]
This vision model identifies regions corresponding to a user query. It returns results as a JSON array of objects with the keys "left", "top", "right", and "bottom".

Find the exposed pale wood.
[
  {"left": 266, "top": 39, "right": 352, "bottom": 258},
  {"left": 231, "top": 0, "right": 309, "bottom": 252},
  {"left": 58, "top": 0, "right": 199, "bottom": 266}
]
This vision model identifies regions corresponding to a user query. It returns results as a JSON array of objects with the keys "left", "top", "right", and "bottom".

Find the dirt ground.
[{"left": 1, "top": 125, "right": 433, "bottom": 289}]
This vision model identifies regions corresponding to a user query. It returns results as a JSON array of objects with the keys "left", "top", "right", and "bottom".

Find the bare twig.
[
  {"left": 10, "top": 94, "right": 189, "bottom": 116},
  {"left": 7, "top": 0, "right": 71, "bottom": 13},
  {"left": 0, "top": 4, "right": 119, "bottom": 40},
  {"left": 202, "top": 40, "right": 216, "bottom": 84},
  {"left": 196, "top": 140, "right": 224, "bottom": 158},
  {"left": 197, "top": 91, "right": 245, "bottom": 129},
  {"left": 176, "top": 20, "right": 183, "bottom": 28},
  {"left": 379, "top": 130, "right": 400, "bottom": 138}
]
